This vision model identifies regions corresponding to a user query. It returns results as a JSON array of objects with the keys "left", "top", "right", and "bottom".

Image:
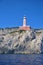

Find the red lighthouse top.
[{"left": 19, "top": 16, "right": 31, "bottom": 30}]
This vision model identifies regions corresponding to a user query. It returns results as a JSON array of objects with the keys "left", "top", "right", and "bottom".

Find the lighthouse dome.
[{"left": 24, "top": 16, "right": 26, "bottom": 19}]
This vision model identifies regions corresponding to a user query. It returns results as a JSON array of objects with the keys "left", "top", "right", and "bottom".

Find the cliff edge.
[{"left": 0, "top": 28, "right": 43, "bottom": 54}]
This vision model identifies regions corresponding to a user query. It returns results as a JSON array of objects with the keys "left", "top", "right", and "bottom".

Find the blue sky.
[{"left": 0, "top": 0, "right": 43, "bottom": 28}]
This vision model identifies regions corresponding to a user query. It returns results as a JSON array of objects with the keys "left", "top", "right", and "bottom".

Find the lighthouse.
[
  {"left": 19, "top": 16, "right": 31, "bottom": 30},
  {"left": 23, "top": 16, "right": 27, "bottom": 26}
]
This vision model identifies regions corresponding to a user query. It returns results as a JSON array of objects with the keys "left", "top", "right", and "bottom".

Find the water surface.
[{"left": 0, "top": 54, "right": 43, "bottom": 65}]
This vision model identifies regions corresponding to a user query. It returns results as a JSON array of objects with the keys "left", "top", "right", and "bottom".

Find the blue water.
[{"left": 0, "top": 54, "right": 43, "bottom": 65}]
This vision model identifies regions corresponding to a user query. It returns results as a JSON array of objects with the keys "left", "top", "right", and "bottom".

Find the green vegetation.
[
  {"left": 9, "top": 30, "right": 26, "bottom": 34},
  {"left": 18, "top": 30, "right": 26, "bottom": 34},
  {"left": 36, "top": 32, "right": 41, "bottom": 36}
]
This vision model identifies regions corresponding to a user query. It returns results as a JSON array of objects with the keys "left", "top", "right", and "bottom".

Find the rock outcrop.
[{"left": 0, "top": 28, "right": 43, "bottom": 54}]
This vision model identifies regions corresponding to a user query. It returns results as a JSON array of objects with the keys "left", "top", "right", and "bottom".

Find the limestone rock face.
[{"left": 0, "top": 28, "right": 43, "bottom": 54}]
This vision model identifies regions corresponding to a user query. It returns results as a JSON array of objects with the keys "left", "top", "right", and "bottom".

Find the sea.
[{"left": 0, "top": 54, "right": 43, "bottom": 65}]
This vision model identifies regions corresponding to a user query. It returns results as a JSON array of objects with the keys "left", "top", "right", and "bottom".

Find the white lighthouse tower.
[
  {"left": 19, "top": 16, "right": 31, "bottom": 30},
  {"left": 23, "top": 16, "right": 27, "bottom": 26}
]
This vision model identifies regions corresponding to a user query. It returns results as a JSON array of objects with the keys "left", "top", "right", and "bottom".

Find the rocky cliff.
[{"left": 0, "top": 28, "right": 43, "bottom": 54}]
